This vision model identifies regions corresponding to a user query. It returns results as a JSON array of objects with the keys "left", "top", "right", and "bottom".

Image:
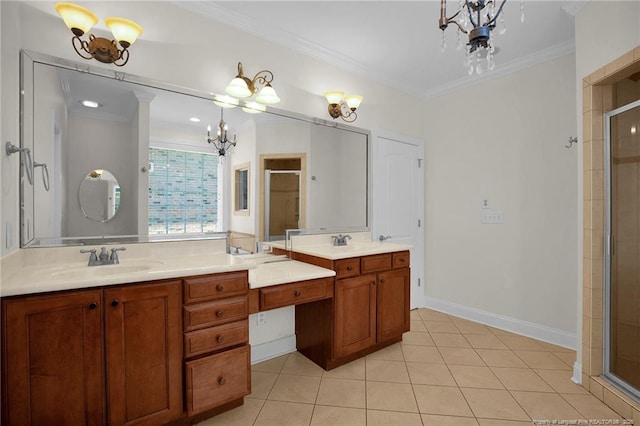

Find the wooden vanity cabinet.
[{"left": 1, "top": 279, "right": 183, "bottom": 426}]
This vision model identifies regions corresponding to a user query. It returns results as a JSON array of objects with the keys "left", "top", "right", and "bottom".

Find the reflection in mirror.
[
  {"left": 79, "top": 169, "right": 120, "bottom": 222},
  {"left": 21, "top": 50, "right": 370, "bottom": 248}
]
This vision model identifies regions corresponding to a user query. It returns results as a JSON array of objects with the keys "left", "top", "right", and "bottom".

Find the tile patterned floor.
[{"left": 199, "top": 308, "right": 627, "bottom": 426}]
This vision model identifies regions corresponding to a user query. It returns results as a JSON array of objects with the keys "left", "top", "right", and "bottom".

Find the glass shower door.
[{"left": 605, "top": 99, "right": 640, "bottom": 398}]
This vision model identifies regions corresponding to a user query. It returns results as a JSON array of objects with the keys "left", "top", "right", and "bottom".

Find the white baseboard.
[
  {"left": 572, "top": 362, "right": 582, "bottom": 384},
  {"left": 424, "top": 297, "right": 577, "bottom": 350},
  {"left": 250, "top": 334, "right": 297, "bottom": 365}
]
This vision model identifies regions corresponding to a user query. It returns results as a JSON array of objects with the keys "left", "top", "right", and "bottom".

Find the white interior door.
[{"left": 372, "top": 132, "right": 425, "bottom": 309}]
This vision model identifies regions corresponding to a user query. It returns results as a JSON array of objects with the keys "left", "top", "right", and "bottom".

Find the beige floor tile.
[
  {"left": 461, "top": 388, "right": 530, "bottom": 421},
  {"left": 402, "top": 331, "right": 435, "bottom": 346},
  {"left": 491, "top": 367, "right": 554, "bottom": 392},
  {"left": 367, "top": 410, "right": 423, "bottom": 426},
  {"left": 561, "top": 393, "right": 624, "bottom": 420},
  {"left": 553, "top": 351, "right": 576, "bottom": 367},
  {"left": 510, "top": 390, "right": 582, "bottom": 420},
  {"left": 465, "top": 334, "right": 509, "bottom": 350},
  {"left": 537, "top": 342, "right": 575, "bottom": 353},
  {"left": 315, "top": 377, "right": 365, "bottom": 408},
  {"left": 439, "top": 347, "right": 486, "bottom": 366},
  {"left": 421, "top": 414, "right": 479, "bottom": 425},
  {"left": 431, "top": 333, "right": 471, "bottom": 348},
  {"left": 418, "top": 309, "right": 451, "bottom": 322},
  {"left": 254, "top": 400, "right": 314, "bottom": 426},
  {"left": 476, "top": 420, "right": 534, "bottom": 426},
  {"left": 401, "top": 345, "right": 445, "bottom": 364},
  {"left": 410, "top": 320, "right": 427, "bottom": 332},
  {"left": 406, "top": 362, "right": 457, "bottom": 386},
  {"left": 424, "top": 320, "right": 459, "bottom": 333},
  {"left": 410, "top": 309, "right": 422, "bottom": 320},
  {"left": 322, "top": 358, "right": 365, "bottom": 380},
  {"left": 248, "top": 371, "right": 278, "bottom": 400},
  {"left": 251, "top": 354, "right": 288, "bottom": 373},
  {"left": 267, "top": 373, "right": 321, "bottom": 404},
  {"left": 413, "top": 384, "right": 473, "bottom": 416},
  {"left": 451, "top": 319, "right": 493, "bottom": 334},
  {"left": 311, "top": 405, "right": 366, "bottom": 426},
  {"left": 534, "top": 369, "right": 589, "bottom": 394},
  {"left": 448, "top": 365, "right": 504, "bottom": 389},
  {"left": 476, "top": 349, "right": 528, "bottom": 368},
  {"left": 366, "top": 359, "right": 410, "bottom": 383},
  {"left": 366, "top": 342, "right": 404, "bottom": 361},
  {"left": 498, "top": 335, "right": 546, "bottom": 351},
  {"left": 514, "top": 350, "right": 572, "bottom": 370},
  {"left": 197, "top": 398, "right": 264, "bottom": 426},
  {"left": 281, "top": 352, "right": 325, "bottom": 376},
  {"left": 366, "top": 381, "right": 419, "bottom": 412}
]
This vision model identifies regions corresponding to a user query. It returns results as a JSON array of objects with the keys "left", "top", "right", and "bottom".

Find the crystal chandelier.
[
  {"left": 207, "top": 109, "right": 236, "bottom": 157},
  {"left": 439, "top": 0, "right": 524, "bottom": 75}
]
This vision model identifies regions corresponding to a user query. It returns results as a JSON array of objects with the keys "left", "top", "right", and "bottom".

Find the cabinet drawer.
[
  {"left": 184, "top": 320, "right": 248, "bottom": 359},
  {"left": 260, "top": 278, "right": 332, "bottom": 311},
  {"left": 183, "top": 296, "right": 248, "bottom": 332},
  {"left": 334, "top": 258, "right": 360, "bottom": 279},
  {"left": 185, "top": 345, "right": 250, "bottom": 416},
  {"left": 392, "top": 251, "right": 410, "bottom": 269},
  {"left": 361, "top": 254, "right": 392, "bottom": 273},
  {"left": 183, "top": 271, "right": 248, "bottom": 304}
]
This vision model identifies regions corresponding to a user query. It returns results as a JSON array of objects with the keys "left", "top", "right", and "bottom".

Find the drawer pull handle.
[
  {"left": 400, "top": 258, "right": 405, "bottom": 262},
  {"left": 294, "top": 290, "right": 301, "bottom": 297},
  {"left": 216, "top": 284, "right": 224, "bottom": 291},
  {"left": 346, "top": 266, "right": 352, "bottom": 271},
  {"left": 218, "top": 377, "right": 226, "bottom": 385},
  {"left": 216, "top": 335, "right": 224, "bottom": 343},
  {"left": 216, "top": 310, "right": 224, "bottom": 318},
  {"left": 88, "top": 302, "right": 98, "bottom": 310}
]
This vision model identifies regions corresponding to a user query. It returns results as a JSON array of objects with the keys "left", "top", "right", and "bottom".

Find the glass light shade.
[
  {"left": 55, "top": 2, "right": 98, "bottom": 35},
  {"left": 255, "top": 85, "right": 280, "bottom": 105},
  {"left": 242, "top": 101, "right": 266, "bottom": 114},
  {"left": 324, "top": 91, "right": 344, "bottom": 105},
  {"left": 344, "top": 95, "right": 364, "bottom": 110},
  {"left": 105, "top": 17, "right": 143, "bottom": 46},
  {"left": 226, "top": 78, "right": 252, "bottom": 98},
  {"left": 213, "top": 94, "right": 239, "bottom": 109}
]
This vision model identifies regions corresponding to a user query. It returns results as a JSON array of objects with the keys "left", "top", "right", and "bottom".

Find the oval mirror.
[{"left": 79, "top": 169, "right": 121, "bottom": 222}]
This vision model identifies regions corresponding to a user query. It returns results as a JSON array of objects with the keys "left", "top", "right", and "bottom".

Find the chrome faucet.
[
  {"left": 80, "top": 246, "right": 126, "bottom": 266},
  {"left": 331, "top": 234, "right": 352, "bottom": 246}
]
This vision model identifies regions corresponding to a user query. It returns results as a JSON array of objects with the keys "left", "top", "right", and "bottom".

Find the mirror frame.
[{"left": 19, "top": 49, "right": 371, "bottom": 248}]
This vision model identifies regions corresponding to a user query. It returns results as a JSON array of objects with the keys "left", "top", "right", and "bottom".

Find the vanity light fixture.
[
  {"left": 207, "top": 109, "right": 236, "bottom": 157},
  {"left": 225, "top": 62, "right": 280, "bottom": 105},
  {"left": 324, "top": 91, "right": 364, "bottom": 123},
  {"left": 213, "top": 94, "right": 239, "bottom": 109},
  {"left": 439, "top": 0, "right": 524, "bottom": 75},
  {"left": 55, "top": 2, "right": 143, "bottom": 67},
  {"left": 242, "top": 101, "right": 266, "bottom": 114}
]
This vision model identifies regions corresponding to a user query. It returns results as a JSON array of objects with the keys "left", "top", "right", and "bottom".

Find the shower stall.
[{"left": 605, "top": 98, "right": 640, "bottom": 399}]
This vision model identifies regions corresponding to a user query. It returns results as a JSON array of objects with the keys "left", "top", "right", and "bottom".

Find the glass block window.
[{"left": 148, "top": 147, "right": 222, "bottom": 235}]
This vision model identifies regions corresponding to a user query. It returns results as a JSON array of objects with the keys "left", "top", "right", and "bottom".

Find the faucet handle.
[
  {"left": 110, "top": 247, "right": 126, "bottom": 263},
  {"left": 80, "top": 248, "right": 98, "bottom": 261}
]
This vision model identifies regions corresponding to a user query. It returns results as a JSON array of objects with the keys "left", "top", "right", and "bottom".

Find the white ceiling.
[{"left": 176, "top": 1, "right": 583, "bottom": 99}]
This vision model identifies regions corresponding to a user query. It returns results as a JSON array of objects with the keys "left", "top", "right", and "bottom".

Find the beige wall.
[{"left": 423, "top": 53, "right": 578, "bottom": 345}]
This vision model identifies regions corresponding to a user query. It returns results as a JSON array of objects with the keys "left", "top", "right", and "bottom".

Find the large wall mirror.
[{"left": 20, "top": 50, "right": 369, "bottom": 248}]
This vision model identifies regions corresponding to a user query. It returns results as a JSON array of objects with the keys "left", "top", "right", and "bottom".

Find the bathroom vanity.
[{"left": 0, "top": 237, "right": 409, "bottom": 424}]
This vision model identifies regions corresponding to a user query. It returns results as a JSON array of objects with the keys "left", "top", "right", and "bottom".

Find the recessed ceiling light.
[
  {"left": 81, "top": 100, "right": 100, "bottom": 108},
  {"left": 190, "top": 117, "right": 201, "bottom": 123}
]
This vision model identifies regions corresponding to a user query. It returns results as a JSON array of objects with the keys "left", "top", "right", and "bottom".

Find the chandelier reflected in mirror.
[
  {"left": 207, "top": 109, "right": 236, "bottom": 157},
  {"left": 439, "top": 0, "right": 524, "bottom": 75}
]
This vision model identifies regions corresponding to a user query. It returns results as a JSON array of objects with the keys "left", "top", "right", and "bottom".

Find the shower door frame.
[
  {"left": 604, "top": 98, "right": 640, "bottom": 401},
  {"left": 263, "top": 169, "right": 302, "bottom": 242}
]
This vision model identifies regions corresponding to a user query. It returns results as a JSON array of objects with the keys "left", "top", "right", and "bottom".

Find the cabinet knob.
[
  {"left": 346, "top": 266, "right": 352, "bottom": 271},
  {"left": 294, "top": 290, "right": 301, "bottom": 297},
  {"left": 216, "top": 335, "right": 224, "bottom": 343},
  {"left": 111, "top": 299, "right": 119, "bottom": 307},
  {"left": 216, "top": 310, "right": 224, "bottom": 318},
  {"left": 88, "top": 302, "right": 98, "bottom": 310},
  {"left": 216, "top": 284, "right": 224, "bottom": 291},
  {"left": 380, "top": 279, "right": 385, "bottom": 284},
  {"left": 218, "top": 377, "right": 226, "bottom": 385}
]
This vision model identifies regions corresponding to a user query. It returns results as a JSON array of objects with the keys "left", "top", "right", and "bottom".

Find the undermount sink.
[{"left": 49, "top": 261, "right": 165, "bottom": 281}]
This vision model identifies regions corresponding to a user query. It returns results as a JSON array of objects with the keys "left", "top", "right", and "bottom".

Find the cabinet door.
[
  {"left": 105, "top": 280, "right": 183, "bottom": 426},
  {"left": 334, "top": 275, "right": 377, "bottom": 358},
  {"left": 377, "top": 268, "right": 410, "bottom": 342},
  {"left": 2, "top": 290, "right": 104, "bottom": 425}
]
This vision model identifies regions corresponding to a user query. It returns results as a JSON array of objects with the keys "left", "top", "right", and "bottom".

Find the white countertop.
[
  {"left": 290, "top": 241, "right": 412, "bottom": 260},
  {"left": 247, "top": 257, "right": 336, "bottom": 289}
]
